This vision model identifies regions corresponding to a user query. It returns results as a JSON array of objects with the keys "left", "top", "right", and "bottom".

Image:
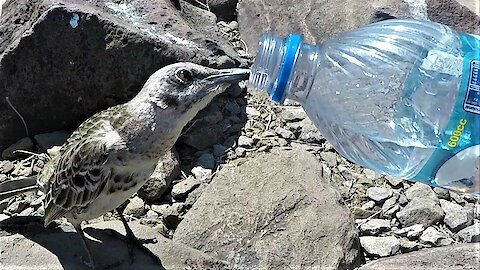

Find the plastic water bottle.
[{"left": 248, "top": 19, "right": 480, "bottom": 194}]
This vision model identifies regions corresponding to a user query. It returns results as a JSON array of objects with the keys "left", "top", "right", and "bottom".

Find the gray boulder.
[
  {"left": 359, "top": 219, "right": 392, "bottom": 236},
  {"left": 405, "top": 182, "right": 439, "bottom": 203},
  {"left": 456, "top": 223, "right": 480, "bottom": 243},
  {"left": 359, "top": 243, "right": 480, "bottom": 270},
  {"left": 366, "top": 187, "right": 393, "bottom": 203},
  {"left": 440, "top": 199, "right": 473, "bottom": 232},
  {"left": 0, "top": 218, "right": 230, "bottom": 269},
  {"left": 238, "top": 0, "right": 411, "bottom": 52},
  {"left": 396, "top": 198, "right": 444, "bottom": 227},
  {"left": 174, "top": 149, "right": 363, "bottom": 269},
  {"left": 420, "top": 226, "right": 447, "bottom": 246},
  {"left": 238, "top": 0, "right": 479, "bottom": 54},
  {"left": 0, "top": 0, "right": 243, "bottom": 152},
  {"left": 427, "top": 0, "right": 479, "bottom": 33},
  {"left": 359, "top": 236, "right": 400, "bottom": 257}
]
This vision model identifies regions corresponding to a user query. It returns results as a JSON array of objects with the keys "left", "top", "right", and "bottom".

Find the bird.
[{"left": 0, "top": 62, "right": 250, "bottom": 269}]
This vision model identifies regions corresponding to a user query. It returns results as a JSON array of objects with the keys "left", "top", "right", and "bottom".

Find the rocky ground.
[{"left": 1, "top": 0, "right": 479, "bottom": 269}]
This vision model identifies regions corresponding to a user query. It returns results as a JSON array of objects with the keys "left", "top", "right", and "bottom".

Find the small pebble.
[
  {"left": 238, "top": 135, "right": 254, "bottom": 148},
  {"left": 366, "top": 187, "right": 393, "bottom": 202},
  {"left": 191, "top": 166, "right": 212, "bottom": 183},
  {"left": 171, "top": 177, "right": 200, "bottom": 199}
]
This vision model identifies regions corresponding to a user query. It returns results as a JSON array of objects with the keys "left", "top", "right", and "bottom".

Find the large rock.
[
  {"left": 238, "top": 0, "right": 411, "bottom": 52},
  {"left": 359, "top": 236, "right": 400, "bottom": 257},
  {"left": 396, "top": 198, "right": 445, "bottom": 227},
  {"left": 405, "top": 182, "right": 439, "bottom": 203},
  {"left": 427, "top": 0, "right": 480, "bottom": 33},
  {"left": 454, "top": 0, "right": 480, "bottom": 15},
  {"left": 359, "top": 243, "right": 480, "bottom": 270},
  {"left": 0, "top": 0, "right": 244, "bottom": 152},
  {"left": 440, "top": 199, "right": 473, "bottom": 232},
  {"left": 174, "top": 149, "right": 363, "bottom": 269},
  {"left": 138, "top": 149, "right": 181, "bottom": 202},
  {"left": 0, "top": 218, "right": 230, "bottom": 269},
  {"left": 238, "top": 0, "right": 479, "bottom": 54},
  {"left": 457, "top": 223, "right": 480, "bottom": 243}
]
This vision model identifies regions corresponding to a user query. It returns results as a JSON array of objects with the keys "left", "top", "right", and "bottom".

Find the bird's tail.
[{"left": 0, "top": 176, "right": 38, "bottom": 201}]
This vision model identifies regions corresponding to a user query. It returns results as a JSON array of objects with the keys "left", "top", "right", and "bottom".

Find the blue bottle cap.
[{"left": 270, "top": 34, "right": 302, "bottom": 103}]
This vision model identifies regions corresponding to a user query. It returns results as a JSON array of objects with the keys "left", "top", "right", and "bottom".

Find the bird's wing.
[{"left": 43, "top": 113, "right": 126, "bottom": 226}]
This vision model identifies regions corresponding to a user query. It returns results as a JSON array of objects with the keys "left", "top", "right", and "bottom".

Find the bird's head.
[{"left": 129, "top": 62, "right": 249, "bottom": 133}]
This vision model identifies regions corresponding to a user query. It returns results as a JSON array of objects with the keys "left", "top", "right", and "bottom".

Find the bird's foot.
[
  {"left": 115, "top": 208, "right": 162, "bottom": 265},
  {"left": 80, "top": 256, "right": 96, "bottom": 270},
  {"left": 105, "top": 224, "right": 162, "bottom": 266},
  {"left": 123, "top": 231, "right": 161, "bottom": 265}
]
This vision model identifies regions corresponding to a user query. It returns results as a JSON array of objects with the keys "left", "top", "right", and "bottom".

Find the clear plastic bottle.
[{"left": 248, "top": 19, "right": 480, "bottom": 194}]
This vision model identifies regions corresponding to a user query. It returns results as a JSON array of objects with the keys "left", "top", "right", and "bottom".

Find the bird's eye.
[{"left": 175, "top": 69, "right": 193, "bottom": 83}]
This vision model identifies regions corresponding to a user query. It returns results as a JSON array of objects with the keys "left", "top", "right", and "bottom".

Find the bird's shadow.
[{"left": 0, "top": 216, "right": 165, "bottom": 270}]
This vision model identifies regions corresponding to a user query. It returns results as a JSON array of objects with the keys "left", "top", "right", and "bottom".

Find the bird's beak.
[{"left": 205, "top": 68, "right": 250, "bottom": 85}]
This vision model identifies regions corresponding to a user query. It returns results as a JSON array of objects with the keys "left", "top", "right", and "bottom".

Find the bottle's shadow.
[{"left": 0, "top": 216, "right": 164, "bottom": 270}]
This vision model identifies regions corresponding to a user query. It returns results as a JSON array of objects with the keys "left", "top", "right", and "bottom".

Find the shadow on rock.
[{"left": 0, "top": 216, "right": 165, "bottom": 270}]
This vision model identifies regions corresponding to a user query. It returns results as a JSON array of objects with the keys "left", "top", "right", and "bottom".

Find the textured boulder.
[
  {"left": 359, "top": 243, "right": 480, "bottom": 270},
  {"left": 0, "top": 218, "right": 230, "bottom": 269},
  {"left": 238, "top": 0, "right": 411, "bottom": 52},
  {"left": 238, "top": 0, "right": 479, "bottom": 53},
  {"left": 396, "top": 198, "right": 445, "bottom": 227},
  {"left": 427, "top": 0, "right": 480, "bottom": 33},
  {"left": 0, "top": 0, "right": 243, "bottom": 152},
  {"left": 359, "top": 236, "right": 400, "bottom": 257},
  {"left": 174, "top": 149, "right": 363, "bottom": 269}
]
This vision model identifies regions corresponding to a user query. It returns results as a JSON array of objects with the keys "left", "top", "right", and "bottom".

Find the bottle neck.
[{"left": 249, "top": 33, "right": 319, "bottom": 104}]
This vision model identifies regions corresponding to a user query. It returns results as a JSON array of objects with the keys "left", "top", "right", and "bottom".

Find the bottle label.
[{"left": 414, "top": 33, "right": 480, "bottom": 193}]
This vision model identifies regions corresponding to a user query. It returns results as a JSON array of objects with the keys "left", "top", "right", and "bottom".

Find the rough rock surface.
[
  {"left": 427, "top": 0, "right": 480, "bottom": 33},
  {"left": 366, "top": 187, "right": 393, "bottom": 202},
  {"left": 238, "top": 0, "right": 411, "bottom": 51},
  {"left": 405, "top": 183, "right": 439, "bottom": 203},
  {"left": 360, "top": 236, "right": 400, "bottom": 257},
  {"left": 0, "top": 218, "right": 230, "bottom": 269},
  {"left": 359, "top": 219, "right": 392, "bottom": 235},
  {"left": 359, "top": 243, "right": 480, "bottom": 270},
  {"left": 440, "top": 199, "right": 473, "bottom": 232},
  {"left": 420, "top": 226, "right": 447, "bottom": 246},
  {"left": 0, "top": 0, "right": 244, "bottom": 151},
  {"left": 138, "top": 149, "right": 181, "bottom": 202},
  {"left": 174, "top": 149, "right": 363, "bottom": 269},
  {"left": 238, "top": 0, "right": 479, "bottom": 53},
  {"left": 396, "top": 198, "right": 445, "bottom": 227},
  {"left": 456, "top": 223, "right": 480, "bottom": 243}
]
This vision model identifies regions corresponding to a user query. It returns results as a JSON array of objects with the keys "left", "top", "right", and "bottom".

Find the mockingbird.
[{"left": 0, "top": 62, "right": 250, "bottom": 269}]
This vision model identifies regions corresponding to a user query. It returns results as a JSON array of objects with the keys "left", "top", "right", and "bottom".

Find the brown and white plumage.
[{"left": 0, "top": 62, "right": 250, "bottom": 268}]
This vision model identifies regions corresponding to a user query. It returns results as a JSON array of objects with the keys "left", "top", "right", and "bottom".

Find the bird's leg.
[
  {"left": 116, "top": 208, "right": 162, "bottom": 265},
  {"left": 73, "top": 223, "right": 96, "bottom": 270}
]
